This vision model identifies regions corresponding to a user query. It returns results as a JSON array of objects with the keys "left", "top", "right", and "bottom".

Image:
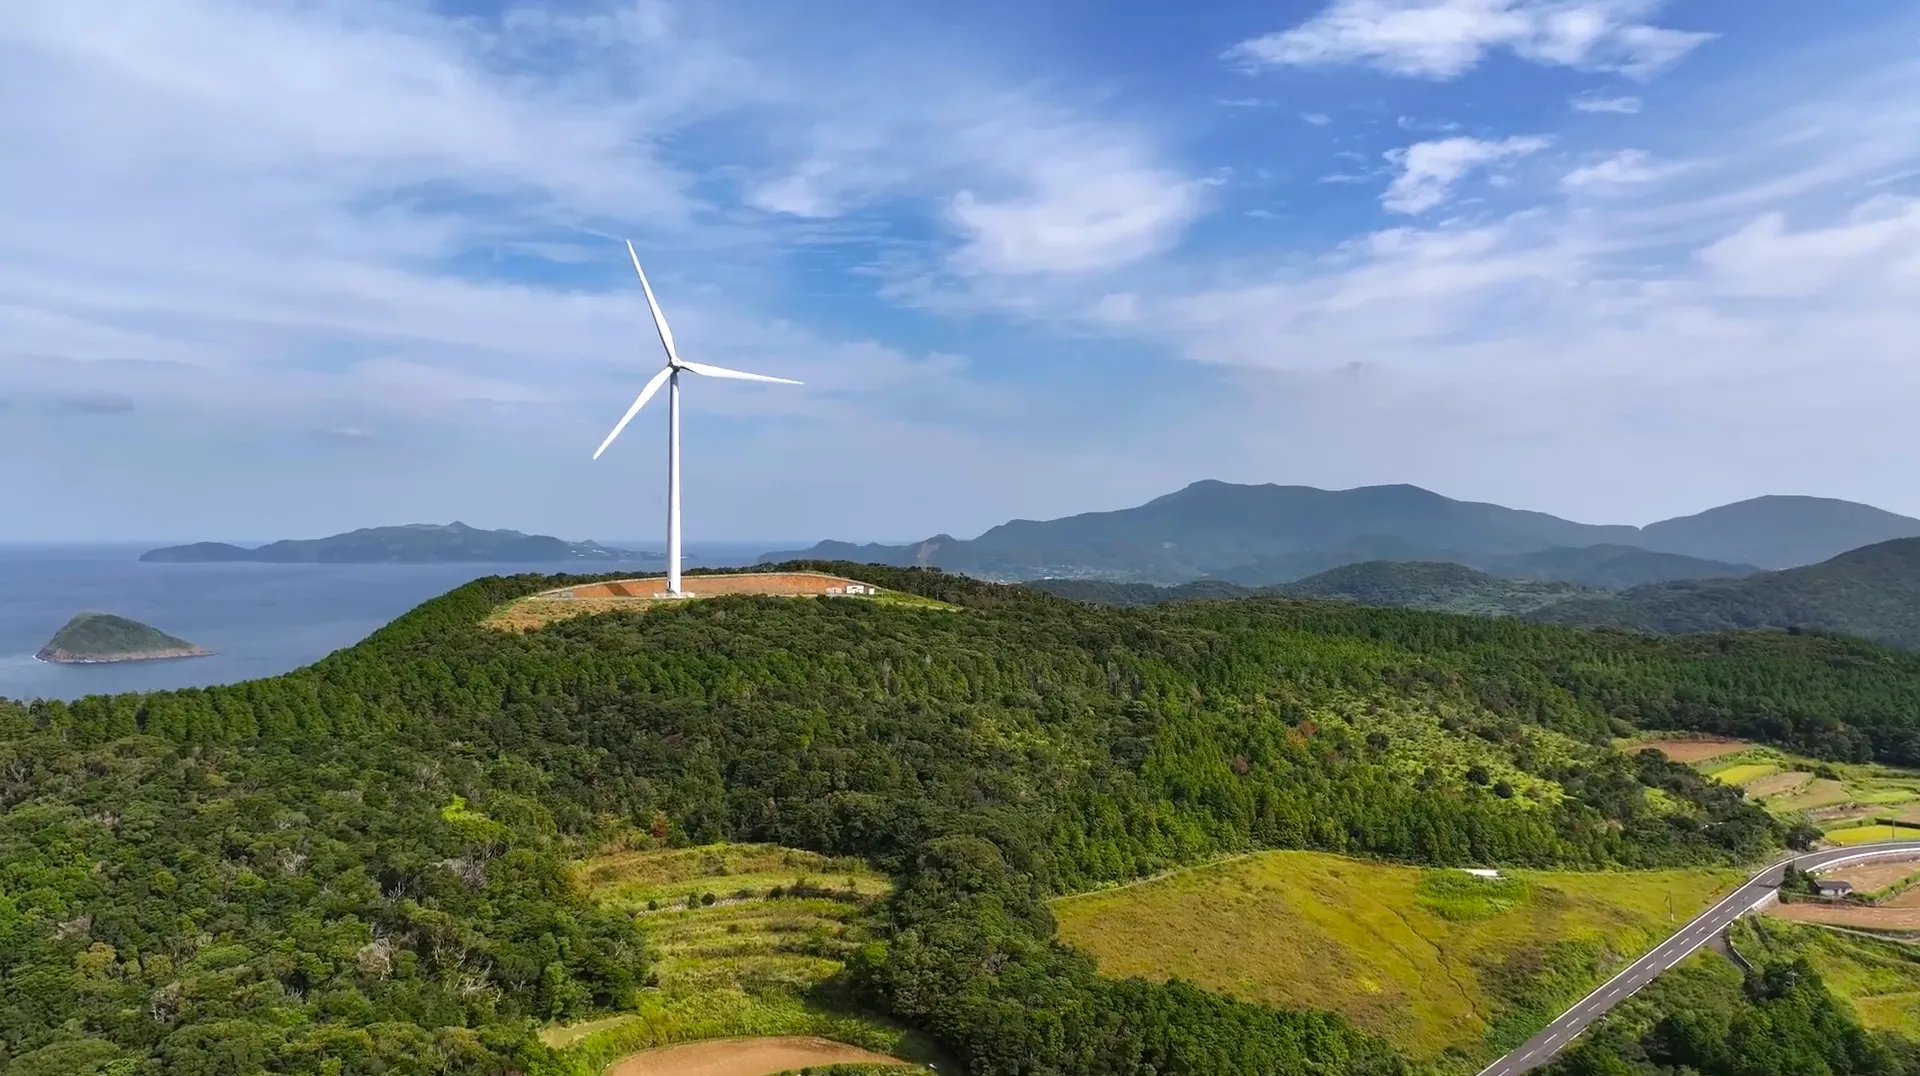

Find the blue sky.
[{"left": 4, "top": 0, "right": 1919, "bottom": 544}]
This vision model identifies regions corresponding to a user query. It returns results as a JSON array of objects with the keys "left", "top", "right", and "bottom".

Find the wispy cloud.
[
  {"left": 1383, "top": 135, "right": 1550, "bottom": 213},
  {"left": 1571, "top": 93, "right": 1644, "bottom": 114},
  {"left": 1562, "top": 149, "right": 1686, "bottom": 190},
  {"left": 1226, "top": 0, "right": 1714, "bottom": 81}
]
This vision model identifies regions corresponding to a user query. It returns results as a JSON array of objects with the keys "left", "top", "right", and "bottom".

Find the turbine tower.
[{"left": 593, "top": 242, "right": 800, "bottom": 596}]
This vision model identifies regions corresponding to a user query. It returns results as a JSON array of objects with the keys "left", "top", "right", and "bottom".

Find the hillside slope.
[
  {"left": 12, "top": 566, "right": 1920, "bottom": 1073},
  {"left": 1054, "top": 851, "right": 1741, "bottom": 1058},
  {"left": 1529, "top": 538, "right": 1920, "bottom": 650},
  {"left": 1477, "top": 544, "right": 1760, "bottom": 588},
  {"left": 1277, "top": 561, "right": 1600, "bottom": 616}
]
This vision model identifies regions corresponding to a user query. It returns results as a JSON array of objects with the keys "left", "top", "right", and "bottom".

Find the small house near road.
[{"left": 1814, "top": 878, "right": 1855, "bottom": 898}]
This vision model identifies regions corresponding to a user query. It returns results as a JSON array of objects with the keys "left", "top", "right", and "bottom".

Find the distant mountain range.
[
  {"left": 763, "top": 481, "right": 1920, "bottom": 584},
  {"left": 1029, "top": 538, "right": 1920, "bottom": 652},
  {"left": 141, "top": 522, "right": 659, "bottom": 564}
]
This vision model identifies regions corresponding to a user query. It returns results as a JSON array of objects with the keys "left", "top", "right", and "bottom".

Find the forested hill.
[
  {"left": 1032, "top": 560, "right": 1597, "bottom": 616},
  {"left": 1528, "top": 537, "right": 1920, "bottom": 650},
  {"left": 11, "top": 565, "right": 1920, "bottom": 1074}
]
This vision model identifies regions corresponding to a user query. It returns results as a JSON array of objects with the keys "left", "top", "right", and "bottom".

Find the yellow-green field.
[
  {"left": 1712, "top": 762, "right": 1780, "bottom": 786},
  {"left": 1738, "top": 918, "right": 1920, "bottom": 1036},
  {"left": 1827, "top": 824, "right": 1920, "bottom": 846},
  {"left": 1052, "top": 850, "right": 1741, "bottom": 1063}
]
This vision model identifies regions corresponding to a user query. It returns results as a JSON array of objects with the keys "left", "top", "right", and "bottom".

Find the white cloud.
[
  {"left": 1383, "top": 135, "right": 1550, "bottom": 213},
  {"left": 942, "top": 117, "right": 1205, "bottom": 276},
  {"left": 948, "top": 172, "right": 1202, "bottom": 275},
  {"left": 1561, "top": 149, "right": 1683, "bottom": 190},
  {"left": 1572, "top": 93, "right": 1644, "bottom": 113},
  {"left": 1301, "top": 112, "right": 1335, "bottom": 125},
  {"left": 1698, "top": 198, "right": 1920, "bottom": 298},
  {"left": 1226, "top": 0, "right": 1714, "bottom": 81}
]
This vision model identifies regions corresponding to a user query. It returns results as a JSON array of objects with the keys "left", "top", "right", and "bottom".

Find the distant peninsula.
[
  {"left": 37, "top": 613, "right": 211, "bottom": 664},
  {"left": 140, "top": 522, "right": 660, "bottom": 564}
]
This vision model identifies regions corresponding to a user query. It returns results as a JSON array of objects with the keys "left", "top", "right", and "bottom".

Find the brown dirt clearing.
[
  {"left": 1772, "top": 903, "right": 1920, "bottom": 931},
  {"left": 1745, "top": 771, "right": 1815, "bottom": 798},
  {"left": 484, "top": 572, "right": 905, "bottom": 631},
  {"left": 1631, "top": 738, "right": 1752, "bottom": 763},
  {"left": 1823, "top": 859, "right": 1920, "bottom": 893},
  {"left": 603, "top": 1036, "right": 907, "bottom": 1076}
]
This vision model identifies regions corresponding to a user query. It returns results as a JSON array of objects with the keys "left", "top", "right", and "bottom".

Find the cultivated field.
[
  {"left": 1823, "top": 860, "right": 1920, "bottom": 893},
  {"left": 1629, "top": 737, "right": 1753, "bottom": 763},
  {"left": 1633, "top": 735, "right": 1920, "bottom": 845},
  {"left": 485, "top": 572, "right": 950, "bottom": 630},
  {"left": 603, "top": 1036, "right": 911, "bottom": 1076},
  {"left": 1771, "top": 902, "right": 1920, "bottom": 932},
  {"left": 1051, "top": 850, "right": 1741, "bottom": 1062}
]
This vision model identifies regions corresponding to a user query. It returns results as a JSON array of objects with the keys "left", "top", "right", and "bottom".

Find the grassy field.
[
  {"left": 1739, "top": 917, "right": 1920, "bottom": 1036},
  {"left": 1631, "top": 736, "right": 1920, "bottom": 842},
  {"left": 1826, "top": 824, "right": 1920, "bottom": 846},
  {"left": 539, "top": 843, "right": 939, "bottom": 1074},
  {"left": 1051, "top": 850, "right": 1742, "bottom": 1066}
]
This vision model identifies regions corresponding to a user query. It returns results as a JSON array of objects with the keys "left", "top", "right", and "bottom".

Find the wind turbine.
[{"left": 593, "top": 242, "right": 800, "bottom": 597}]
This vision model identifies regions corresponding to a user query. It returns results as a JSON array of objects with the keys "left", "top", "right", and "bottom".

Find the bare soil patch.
[
  {"left": 485, "top": 573, "right": 902, "bottom": 631},
  {"left": 1632, "top": 738, "right": 1752, "bottom": 763},
  {"left": 1824, "top": 860, "right": 1920, "bottom": 893},
  {"left": 1746, "top": 771, "right": 1815, "bottom": 798},
  {"left": 1772, "top": 903, "right": 1920, "bottom": 931},
  {"left": 603, "top": 1036, "right": 906, "bottom": 1076}
]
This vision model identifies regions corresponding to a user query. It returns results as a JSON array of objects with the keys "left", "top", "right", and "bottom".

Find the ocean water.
[{"left": 0, "top": 543, "right": 780, "bottom": 702}]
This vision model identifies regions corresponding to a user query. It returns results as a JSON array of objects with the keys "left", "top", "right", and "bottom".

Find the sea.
[{"left": 0, "top": 542, "right": 783, "bottom": 702}]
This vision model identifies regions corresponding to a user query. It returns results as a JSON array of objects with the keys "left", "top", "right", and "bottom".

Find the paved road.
[{"left": 1477, "top": 842, "right": 1920, "bottom": 1076}]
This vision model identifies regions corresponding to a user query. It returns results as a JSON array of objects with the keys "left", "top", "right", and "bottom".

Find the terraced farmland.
[
  {"left": 1634, "top": 736, "right": 1920, "bottom": 846},
  {"left": 537, "top": 844, "right": 937, "bottom": 1075}
]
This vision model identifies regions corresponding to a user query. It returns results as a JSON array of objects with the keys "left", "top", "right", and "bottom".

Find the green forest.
[{"left": 11, "top": 564, "right": 1920, "bottom": 1074}]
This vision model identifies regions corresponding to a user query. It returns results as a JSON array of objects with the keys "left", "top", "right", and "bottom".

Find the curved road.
[{"left": 1478, "top": 841, "right": 1920, "bottom": 1076}]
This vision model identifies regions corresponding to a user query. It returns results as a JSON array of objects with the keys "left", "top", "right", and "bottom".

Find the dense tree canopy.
[{"left": 9, "top": 564, "right": 1920, "bottom": 1074}]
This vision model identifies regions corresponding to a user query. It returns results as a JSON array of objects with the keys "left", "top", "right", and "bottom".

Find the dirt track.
[{"left": 603, "top": 1036, "right": 906, "bottom": 1076}]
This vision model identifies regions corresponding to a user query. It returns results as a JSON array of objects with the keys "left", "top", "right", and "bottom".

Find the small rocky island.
[{"left": 37, "top": 613, "right": 212, "bottom": 664}]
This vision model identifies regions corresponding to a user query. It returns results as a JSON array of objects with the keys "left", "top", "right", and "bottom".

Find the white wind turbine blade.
[
  {"left": 592, "top": 365, "right": 673, "bottom": 460},
  {"left": 679, "top": 360, "right": 803, "bottom": 385},
  {"left": 627, "top": 241, "right": 680, "bottom": 364}
]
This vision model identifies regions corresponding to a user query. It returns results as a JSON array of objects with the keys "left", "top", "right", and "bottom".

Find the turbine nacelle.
[{"left": 590, "top": 242, "right": 802, "bottom": 460}]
